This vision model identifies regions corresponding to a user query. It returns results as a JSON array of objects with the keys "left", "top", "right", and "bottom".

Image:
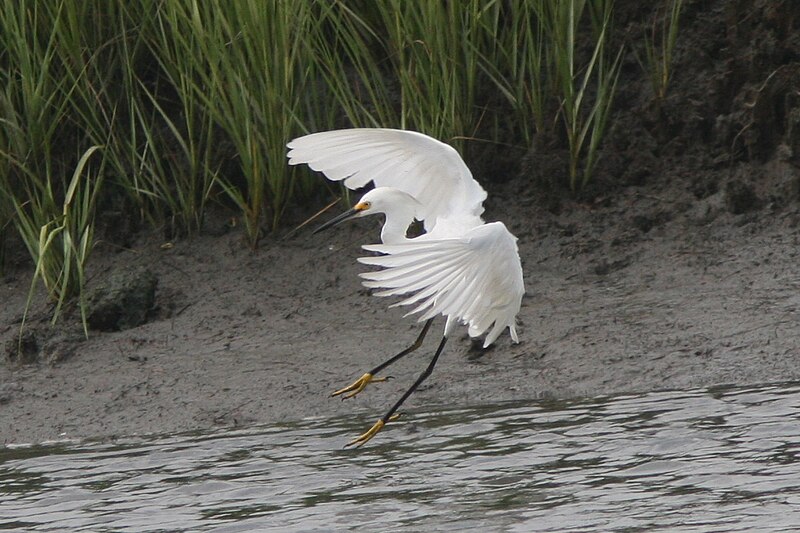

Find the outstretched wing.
[
  {"left": 357, "top": 222, "right": 524, "bottom": 347},
  {"left": 286, "top": 128, "right": 487, "bottom": 231}
]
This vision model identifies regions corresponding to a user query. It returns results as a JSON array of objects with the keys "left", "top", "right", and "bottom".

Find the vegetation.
[
  {"left": 0, "top": 0, "right": 659, "bottom": 328},
  {"left": 641, "top": 0, "right": 684, "bottom": 100}
]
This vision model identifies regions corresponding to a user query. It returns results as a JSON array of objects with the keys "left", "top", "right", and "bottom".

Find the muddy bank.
[
  {"left": 3, "top": 0, "right": 800, "bottom": 445},
  {"left": 2, "top": 176, "right": 799, "bottom": 445}
]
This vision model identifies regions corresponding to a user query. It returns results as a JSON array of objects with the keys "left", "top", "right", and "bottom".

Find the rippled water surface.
[{"left": 3, "top": 383, "right": 800, "bottom": 531}]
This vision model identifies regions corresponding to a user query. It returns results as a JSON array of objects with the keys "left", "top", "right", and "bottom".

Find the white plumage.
[
  {"left": 287, "top": 128, "right": 524, "bottom": 347},
  {"left": 287, "top": 128, "right": 487, "bottom": 232},
  {"left": 286, "top": 127, "right": 525, "bottom": 446},
  {"left": 360, "top": 222, "right": 522, "bottom": 347}
]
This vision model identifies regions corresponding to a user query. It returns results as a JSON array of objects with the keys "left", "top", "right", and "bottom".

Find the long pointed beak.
[{"left": 312, "top": 206, "right": 361, "bottom": 235}]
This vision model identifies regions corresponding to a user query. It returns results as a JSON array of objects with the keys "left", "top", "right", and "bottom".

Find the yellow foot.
[
  {"left": 345, "top": 414, "right": 401, "bottom": 448},
  {"left": 331, "top": 373, "right": 389, "bottom": 399}
]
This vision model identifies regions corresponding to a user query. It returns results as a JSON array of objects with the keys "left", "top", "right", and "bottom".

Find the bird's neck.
[
  {"left": 380, "top": 210, "right": 416, "bottom": 244},
  {"left": 379, "top": 193, "right": 420, "bottom": 244}
]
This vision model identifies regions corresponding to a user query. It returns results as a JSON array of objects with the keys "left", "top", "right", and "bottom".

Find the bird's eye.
[{"left": 357, "top": 201, "right": 371, "bottom": 211}]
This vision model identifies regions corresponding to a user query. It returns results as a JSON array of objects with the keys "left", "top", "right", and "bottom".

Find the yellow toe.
[
  {"left": 331, "top": 373, "right": 388, "bottom": 399},
  {"left": 346, "top": 419, "right": 386, "bottom": 447},
  {"left": 344, "top": 414, "right": 401, "bottom": 447}
]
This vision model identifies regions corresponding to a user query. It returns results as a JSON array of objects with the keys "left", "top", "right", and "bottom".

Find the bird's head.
[{"left": 313, "top": 188, "right": 420, "bottom": 236}]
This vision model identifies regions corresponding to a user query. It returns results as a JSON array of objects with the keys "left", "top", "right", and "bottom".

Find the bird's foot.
[
  {"left": 331, "top": 373, "right": 390, "bottom": 399},
  {"left": 345, "top": 414, "right": 401, "bottom": 448}
]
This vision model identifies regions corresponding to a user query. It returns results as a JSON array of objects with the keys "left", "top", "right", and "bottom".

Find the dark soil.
[{"left": 2, "top": 0, "right": 800, "bottom": 445}]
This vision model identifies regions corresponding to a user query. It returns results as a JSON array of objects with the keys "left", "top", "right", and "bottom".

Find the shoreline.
[{"left": 3, "top": 179, "right": 799, "bottom": 445}]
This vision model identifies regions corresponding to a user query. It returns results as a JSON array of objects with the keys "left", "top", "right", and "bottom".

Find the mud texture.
[{"left": 2, "top": 0, "right": 800, "bottom": 444}]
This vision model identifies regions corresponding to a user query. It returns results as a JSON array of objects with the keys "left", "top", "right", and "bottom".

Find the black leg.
[
  {"left": 381, "top": 335, "right": 448, "bottom": 422},
  {"left": 331, "top": 318, "right": 435, "bottom": 399},
  {"left": 370, "top": 318, "right": 434, "bottom": 375},
  {"left": 346, "top": 334, "right": 449, "bottom": 447}
]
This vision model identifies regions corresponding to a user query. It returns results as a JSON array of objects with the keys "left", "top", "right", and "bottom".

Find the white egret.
[{"left": 287, "top": 128, "right": 524, "bottom": 446}]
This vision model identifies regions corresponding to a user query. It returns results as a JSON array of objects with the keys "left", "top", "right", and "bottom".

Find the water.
[{"left": 3, "top": 383, "right": 800, "bottom": 532}]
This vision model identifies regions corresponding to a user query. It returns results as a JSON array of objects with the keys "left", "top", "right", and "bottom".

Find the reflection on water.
[{"left": 3, "top": 383, "right": 800, "bottom": 531}]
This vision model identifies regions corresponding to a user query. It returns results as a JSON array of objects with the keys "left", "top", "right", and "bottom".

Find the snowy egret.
[{"left": 287, "top": 128, "right": 524, "bottom": 446}]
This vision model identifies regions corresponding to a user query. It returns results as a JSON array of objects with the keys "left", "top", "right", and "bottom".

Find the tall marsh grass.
[
  {"left": 0, "top": 0, "right": 98, "bottom": 329},
  {"left": 641, "top": 0, "right": 684, "bottom": 100},
  {"left": 490, "top": 0, "right": 623, "bottom": 190},
  {"left": 18, "top": 147, "right": 104, "bottom": 337},
  {"left": 546, "top": 0, "right": 623, "bottom": 190},
  {"left": 0, "top": 1, "right": 650, "bottom": 330},
  {"left": 144, "top": 2, "right": 320, "bottom": 245}
]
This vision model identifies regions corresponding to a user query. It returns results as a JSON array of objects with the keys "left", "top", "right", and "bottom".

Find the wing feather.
[
  {"left": 374, "top": 261, "right": 463, "bottom": 298},
  {"left": 361, "top": 255, "right": 464, "bottom": 287},
  {"left": 358, "top": 222, "right": 524, "bottom": 347},
  {"left": 287, "top": 128, "right": 487, "bottom": 229},
  {"left": 377, "top": 253, "right": 461, "bottom": 290}
]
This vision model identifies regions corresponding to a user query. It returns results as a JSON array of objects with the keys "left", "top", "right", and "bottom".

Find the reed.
[
  {"left": 0, "top": 0, "right": 667, "bottom": 332},
  {"left": 18, "top": 147, "right": 104, "bottom": 336},
  {"left": 540, "top": 0, "right": 623, "bottom": 190},
  {"left": 136, "top": 1, "right": 219, "bottom": 234},
  {"left": 56, "top": 0, "right": 193, "bottom": 231},
  {"left": 376, "top": 0, "right": 483, "bottom": 145},
  {"left": 0, "top": 2, "right": 106, "bottom": 331},
  {"left": 307, "top": 2, "right": 395, "bottom": 130},
  {"left": 486, "top": 0, "right": 549, "bottom": 143},
  {"left": 0, "top": 0, "right": 73, "bottom": 301},
  {"left": 1, "top": 0, "right": 636, "bottom": 247},
  {"left": 310, "top": 1, "right": 503, "bottom": 150},
  {"left": 642, "top": 0, "right": 684, "bottom": 100},
  {"left": 148, "top": 1, "right": 319, "bottom": 246}
]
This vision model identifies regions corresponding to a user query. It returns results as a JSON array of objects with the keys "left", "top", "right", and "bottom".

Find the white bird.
[{"left": 287, "top": 128, "right": 524, "bottom": 446}]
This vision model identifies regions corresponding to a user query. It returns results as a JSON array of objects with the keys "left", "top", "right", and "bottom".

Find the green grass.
[
  {"left": 488, "top": 0, "right": 549, "bottom": 143},
  {"left": 308, "top": 1, "right": 502, "bottom": 150},
  {"left": 0, "top": 0, "right": 83, "bottom": 321},
  {"left": 483, "top": 0, "right": 623, "bottom": 189},
  {"left": 641, "top": 0, "right": 684, "bottom": 100},
  {"left": 18, "top": 147, "right": 104, "bottom": 337},
  {"left": 0, "top": 1, "right": 662, "bottom": 332},
  {"left": 144, "top": 1, "right": 317, "bottom": 246}
]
